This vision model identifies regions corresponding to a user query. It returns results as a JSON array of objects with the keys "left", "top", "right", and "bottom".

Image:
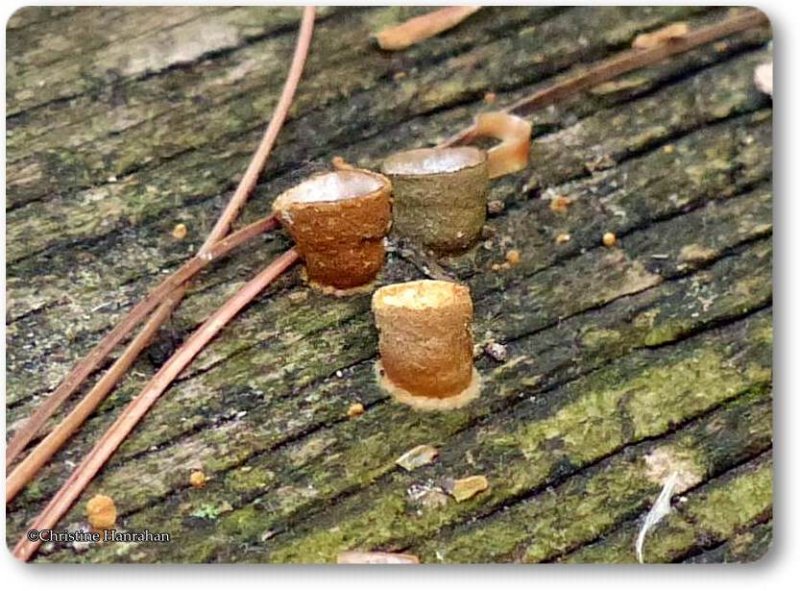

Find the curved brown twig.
[
  {"left": 10, "top": 5, "right": 770, "bottom": 561},
  {"left": 472, "top": 112, "right": 532, "bottom": 179},
  {"left": 5, "top": 215, "right": 277, "bottom": 466},
  {"left": 439, "top": 9, "right": 769, "bottom": 147},
  {"left": 199, "top": 6, "right": 316, "bottom": 254},
  {"left": 13, "top": 249, "right": 300, "bottom": 562},
  {"left": 6, "top": 285, "right": 186, "bottom": 503},
  {"left": 7, "top": 5, "right": 317, "bottom": 469}
]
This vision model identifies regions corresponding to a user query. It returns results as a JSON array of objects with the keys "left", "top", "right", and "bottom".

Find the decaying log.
[{"left": 6, "top": 6, "right": 772, "bottom": 563}]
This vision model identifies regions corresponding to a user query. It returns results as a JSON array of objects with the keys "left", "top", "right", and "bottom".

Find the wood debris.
[
  {"left": 287, "top": 290, "right": 309, "bottom": 304},
  {"left": 409, "top": 486, "right": 450, "bottom": 510},
  {"left": 679, "top": 243, "right": 716, "bottom": 264},
  {"left": 484, "top": 342, "right": 508, "bottom": 362},
  {"left": 487, "top": 199, "right": 505, "bottom": 215},
  {"left": 549, "top": 194, "right": 573, "bottom": 213},
  {"left": 754, "top": 62, "right": 772, "bottom": 96},
  {"left": 347, "top": 402, "right": 365, "bottom": 419},
  {"left": 337, "top": 551, "right": 420, "bottom": 564},
  {"left": 447, "top": 475, "right": 489, "bottom": 502},
  {"left": 472, "top": 111, "right": 532, "bottom": 179},
  {"left": 589, "top": 77, "right": 647, "bottom": 95},
  {"left": 636, "top": 471, "right": 679, "bottom": 563},
  {"left": 505, "top": 249, "right": 521, "bottom": 266},
  {"left": 437, "top": 10, "right": 768, "bottom": 148},
  {"left": 632, "top": 22, "right": 690, "bottom": 49},
  {"left": 644, "top": 446, "right": 702, "bottom": 491},
  {"left": 396, "top": 444, "right": 439, "bottom": 471},
  {"left": 374, "top": 6, "right": 480, "bottom": 51}
]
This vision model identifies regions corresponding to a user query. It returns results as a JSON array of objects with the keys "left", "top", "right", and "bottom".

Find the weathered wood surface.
[{"left": 5, "top": 6, "right": 773, "bottom": 563}]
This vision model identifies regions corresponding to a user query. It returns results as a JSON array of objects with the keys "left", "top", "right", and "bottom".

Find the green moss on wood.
[{"left": 7, "top": 6, "right": 772, "bottom": 563}]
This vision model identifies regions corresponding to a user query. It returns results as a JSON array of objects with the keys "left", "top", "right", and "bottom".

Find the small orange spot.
[
  {"left": 602, "top": 232, "right": 617, "bottom": 248},
  {"left": 347, "top": 402, "right": 365, "bottom": 418},
  {"left": 505, "top": 249, "right": 521, "bottom": 266},
  {"left": 172, "top": 223, "right": 188, "bottom": 240},
  {"left": 555, "top": 233, "right": 571, "bottom": 245},
  {"left": 549, "top": 195, "right": 573, "bottom": 214},
  {"left": 86, "top": 494, "right": 117, "bottom": 530},
  {"left": 189, "top": 470, "right": 207, "bottom": 489}
]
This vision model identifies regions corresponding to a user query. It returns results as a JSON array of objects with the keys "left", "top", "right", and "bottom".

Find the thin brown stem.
[
  {"left": 6, "top": 286, "right": 186, "bottom": 503},
  {"left": 439, "top": 9, "right": 769, "bottom": 147},
  {"left": 9, "top": 7, "right": 315, "bottom": 556},
  {"left": 13, "top": 249, "right": 300, "bottom": 562},
  {"left": 5, "top": 215, "right": 277, "bottom": 466},
  {"left": 7, "top": 6, "right": 316, "bottom": 467},
  {"left": 198, "top": 6, "right": 316, "bottom": 254},
  {"left": 7, "top": 5, "right": 317, "bottom": 468},
  {"left": 11, "top": 5, "right": 767, "bottom": 561}
]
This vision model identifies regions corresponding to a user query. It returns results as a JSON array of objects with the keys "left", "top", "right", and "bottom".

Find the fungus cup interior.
[
  {"left": 374, "top": 279, "right": 464, "bottom": 310},
  {"left": 382, "top": 147, "right": 485, "bottom": 176},
  {"left": 273, "top": 170, "right": 386, "bottom": 211}
]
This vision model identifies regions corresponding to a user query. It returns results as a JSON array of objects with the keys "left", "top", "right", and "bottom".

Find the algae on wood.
[{"left": 6, "top": 6, "right": 772, "bottom": 563}]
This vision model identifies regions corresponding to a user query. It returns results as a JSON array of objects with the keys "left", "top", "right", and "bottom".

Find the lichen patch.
[{"left": 644, "top": 446, "right": 703, "bottom": 493}]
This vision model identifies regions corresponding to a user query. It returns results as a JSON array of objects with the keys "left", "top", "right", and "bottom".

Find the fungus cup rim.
[
  {"left": 272, "top": 169, "right": 390, "bottom": 213},
  {"left": 372, "top": 279, "right": 469, "bottom": 311},
  {"left": 381, "top": 146, "right": 486, "bottom": 177}
]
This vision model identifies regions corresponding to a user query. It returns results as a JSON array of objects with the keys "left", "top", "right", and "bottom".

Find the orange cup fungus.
[
  {"left": 372, "top": 280, "right": 480, "bottom": 410},
  {"left": 273, "top": 170, "right": 392, "bottom": 294}
]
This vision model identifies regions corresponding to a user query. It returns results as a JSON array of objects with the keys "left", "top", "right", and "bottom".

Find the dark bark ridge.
[{"left": 6, "top": 7, "right": 772, "bottom": 563}]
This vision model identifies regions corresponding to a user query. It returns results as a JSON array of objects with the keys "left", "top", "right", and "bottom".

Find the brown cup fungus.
[
  {"left": 272, "top": 170, "right": 392, "bottom": 294},
  {"left": 372, "top": 280, "right": 480, "bottom": 411},
  {"left": 381, "top": 147, "right": 489, "bottom": 253}
]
